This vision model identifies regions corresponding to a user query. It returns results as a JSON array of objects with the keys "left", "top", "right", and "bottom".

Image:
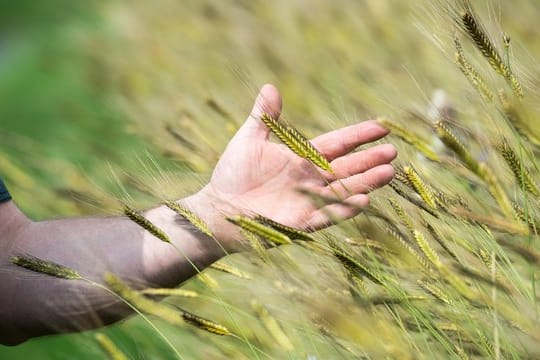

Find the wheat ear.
[
  {"left": 389, "top": 181, "right": 439, "bottom": 217},
  {"left": 11, "top": 255, "right": 82, "bottom": 280},
  {"left": 453, "top": 33, "right": 494, "bottom": 102},
  {"left": 417, "top": 279, "right": 453, "bottom": 305},
  {"left": 403, "top": 166, "right": 438, "bottom": 211},
  {"left": 177, "top": 307, "right": 232, "bottom": 336},
  {"left": 386, "top": 227, "right": 432, "bottom": 272},
  {"left": 512, "top": 202, "right": 540, "bottom": 234},
  {"left": 327, "top": 238, "right": 384, "bottom": 285},
  {"left": 461, "top": 11, "right": 523, "bottom": 98},
  {"left": 123, "top": 205, "right": 170, "bottom": 243},
  {"left": 165, "top": 200, "right": 214, "bottom": 237},
  {"left": 497, "top": 139, "right": 540, "bottom": 196},
  {"left": 210, "top": 262, "right": 252, "bottom": 279},
  {"left": 388, "top": 197, "right": 415, "bottom": 234},
  {"left": 434, "top": 121, "right": 480, "bottom": 174},
  {"left": 451, "top": 206, "right": 528, "bottom": 235},
  {"left": 260, "top": 113, "right": 332, "bottom": 171},
  {"left": 254, "top": 215, "right": 314, "bottom": 242},
  {"left": 476, "top": 163, "right": 515, "bottom": 218},
  {"left": 227, "top": 215, "right": 292, "bottom": 246},
  {"left": 240, "top": 228, "right": 270, "bottom": 262},
  {"left": 251, "top": 300, "right": 294, "bottom": 351},
  {"left": 413, "top": 230, "right": 442, "bottom": 268},
  {"left": 425, "top": 223, "right": 460, "bottom": 263},
  {"left": 140, "top": 288, "right": 199, "bottom": 298}
]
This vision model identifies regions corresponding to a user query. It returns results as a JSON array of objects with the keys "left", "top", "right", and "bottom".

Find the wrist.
[
  {"left": 0, "top": 201, "right": 32, "bottom": 257},
  {"left": 179, "top": 185, "right": 242, "bottom": 253}
]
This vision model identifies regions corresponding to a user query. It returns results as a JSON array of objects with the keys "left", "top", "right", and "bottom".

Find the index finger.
[{"left": 311, "top": 120, "right": 390, "bottom": 161}]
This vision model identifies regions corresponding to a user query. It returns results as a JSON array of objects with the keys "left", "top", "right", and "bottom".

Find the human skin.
[{"left": 0, "top": 84, "right": 396, "bottom": 345}]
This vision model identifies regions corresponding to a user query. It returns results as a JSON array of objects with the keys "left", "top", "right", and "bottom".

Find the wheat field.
[{"left": 2, "top": 0, "right": 540, "bottom": 358}]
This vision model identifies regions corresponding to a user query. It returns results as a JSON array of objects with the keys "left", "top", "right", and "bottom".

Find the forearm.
[{"left": 0, "top": 194, "right": 228, "bottom": 345}]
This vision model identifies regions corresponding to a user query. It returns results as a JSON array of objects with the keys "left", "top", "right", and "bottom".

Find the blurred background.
[{"left": 2, "top": 0, "right": 540, "bottom": 358}]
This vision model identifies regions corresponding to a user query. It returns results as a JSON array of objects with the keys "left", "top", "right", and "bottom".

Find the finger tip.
[
  {"left": 360, "top": 120, "right": 391, "bottom": 139},
  {"left": 347, "top": 194, "right": 370, "bottom": 208},
  {"left": 382, "top": 143, "right": 398, "bottom": 161},
  {"left": 256, "top": 84, "right": 282, "bottom": 119},
  {"left": 379, "top": 164, "right": 395, "bottom": 182}
]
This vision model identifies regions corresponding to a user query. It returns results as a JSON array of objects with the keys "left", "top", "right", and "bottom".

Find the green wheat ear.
[
  {"left": 123, "top": 205, "right": 170, "bottom": 243},
  {"left": 165, "top": 200, "right": 214, "bottom": 237},
  {"left": 210, "top": 261, "right": 252, "bottom": 280},
  {"left": 327, "top": 238, "right": 384, "bottom": 285},
  {"left": 226, "top": 215, "right": 292, "bottom": 246},
  {"left": 178, "top": 307, "right": 231, "bottom": 336},
  {"left": 497, "top": 139, "right": 540, "bottom": 196},
  {"left": 460, "top": 10, "right": 523, "bottom": 98},
  {"left": 254, "top": 215, "right": 314, "bottom": 242},
  {"left": 403, "top": 166, "right": 438, "bottom": 211},
  {"left": 11, "top": 255, "right": 82, "bottom": 280},
  {"left": 434, "top": 121, "right": 480, "bottom": 174},
  {"left": 417, "top": 279, "right": 452, "bottom": 305},
  {"left": 139, "top": 288, "right": 200, "bottom": 298},
  {"left": 453, "top": 33, "right": 494, "bottom": 102},
  {"left": 260, "top": 113, "right": 332, "bottom": 171},
  {"left": 412, "top": 230, "right": 442, "bottom": 269},
  {"left": 251, "top": 300, "right": 294, "bottom": 351}
]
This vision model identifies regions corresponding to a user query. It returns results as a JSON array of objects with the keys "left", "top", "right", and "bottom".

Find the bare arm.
[{"left": 0, "top": 84, "right": 397, "bottom": 345}]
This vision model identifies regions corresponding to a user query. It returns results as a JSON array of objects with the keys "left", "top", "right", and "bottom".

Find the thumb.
[{"left": 237, "top": 83, "right": 282, "bottom": 140}]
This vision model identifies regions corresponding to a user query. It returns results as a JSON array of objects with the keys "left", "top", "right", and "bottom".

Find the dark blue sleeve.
[{"left": 0, "top": 177, "right": 11, "bottom": 203}]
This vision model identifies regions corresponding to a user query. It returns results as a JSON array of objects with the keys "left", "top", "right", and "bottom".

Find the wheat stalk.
[
  {"left": 105, "top": 273, "right": 231, "bottom": 336},
  {"left": 498, "top": 91, "right": 540, "bottom": 148},
  {"left": 95, "top": 333, "right": 129, "bottom": 360},
  {"left": 377, "top": 118, "right": 440, "bottom": 161}
]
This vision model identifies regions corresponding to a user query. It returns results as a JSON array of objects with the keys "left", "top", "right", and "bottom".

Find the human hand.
[{"left": 183, "top": 84, "right": 396, "bottom": 251}]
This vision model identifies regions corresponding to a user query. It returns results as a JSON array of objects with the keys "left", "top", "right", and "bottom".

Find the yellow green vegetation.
[{"left": 4, "top": 0, "right": 540, "bottom": 358}]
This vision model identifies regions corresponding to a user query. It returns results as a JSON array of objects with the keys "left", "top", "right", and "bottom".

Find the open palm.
[{"left": 195, "top": 84, "right": 396, "bottom": 249}]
